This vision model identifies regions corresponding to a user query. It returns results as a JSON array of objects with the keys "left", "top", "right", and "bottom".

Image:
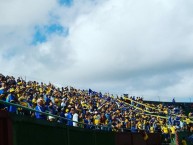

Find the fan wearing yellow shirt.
[
  {"left": 137, "top": 121, "right": 143, "bottom": 130},
  {"left": 182, "top": 137, "right": 187, "bottom": 145},
  {"left": 159, "top": 119, "right": 164, "bottom": 126},
  {"left": 144, "top": 131, "right": 148, "bottom": 141},
  {"left": 186, "top": 117, "right": 191, "bottom": 126},
  {"left": 185, "top": 117, "right": 191, "bottom": 131},
  {"left": 162, "top": 124, "right": 169, "bottom": 142},
  {"left": 170, "top": 125, "right": 176, "bottom": 142},
  {"left": 93, "top": 111, "right": 100, "bottom": 125},
  {"left": 149, "top": 124, "right": 154, "bottom": 133},
  {"left": 141, "top": 130, "right": 148, "bottom": 145}
]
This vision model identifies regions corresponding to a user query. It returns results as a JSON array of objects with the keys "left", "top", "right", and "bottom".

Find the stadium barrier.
[
  {"left": 0, "top": 100, "right": 162, "bottom": 145},
  {"left": 115, "top": 131, "right": 162, "bottom": 145},
  {"left": 0, "top": 111, "right": 13, "bottom": 145}
]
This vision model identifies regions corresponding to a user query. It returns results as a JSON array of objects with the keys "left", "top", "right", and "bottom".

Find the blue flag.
[
  {"left": 89, "top": 88, "right": 93, "bottom": 95},
  {"left": 172, "top": 98, "right": 175, "bottom": 103}
]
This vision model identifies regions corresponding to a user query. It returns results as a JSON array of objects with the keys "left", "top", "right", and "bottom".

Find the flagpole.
[{"left": 157, "top": 96, "right": 160, "bottom": 102}]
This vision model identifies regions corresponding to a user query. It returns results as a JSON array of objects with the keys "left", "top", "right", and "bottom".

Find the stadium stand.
[{"left": 0, "top": 73, "right": 193, "bottom": 145}]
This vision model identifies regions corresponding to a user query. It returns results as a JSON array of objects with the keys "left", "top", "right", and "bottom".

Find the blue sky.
[
  {"left": 59, "top": 0, "right": 73, "bottom": 6},
  {"left": 32, "top": 24, "right": 68, "bottom": 45},
  {"left": 1, "top": 0, "right": 193, "bottom": 102},
  {"left": 32, "top": 0, "right": 72, "bottom": 44}
]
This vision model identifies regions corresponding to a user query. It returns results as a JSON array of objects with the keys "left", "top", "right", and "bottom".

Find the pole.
[{"left": 157, "top": 96, "right": 160, "bottom": 102}]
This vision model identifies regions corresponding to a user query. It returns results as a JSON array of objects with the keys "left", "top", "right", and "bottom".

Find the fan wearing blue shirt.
[
  {"left": 0, "top": 88, "right": 6, "bottom": 110},
  {"left": 67, "top": 108, "right": 74, "bottom": 126},
  {"left": 35, "top": 99, "right": 46, "bottom": 120},
  {"left": 131, "top": 125, "right": 138, "bottom": 133},
  {"left": 6, "top": 88, "right": 17, "bottom": 113}
]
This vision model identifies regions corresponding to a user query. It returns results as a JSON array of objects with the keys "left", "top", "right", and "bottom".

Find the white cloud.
[
  {"left": 1, "top": 0, "right": 193, "bottom": 102},
  {"left": 0, "top": 0, "right": 57, "bottom": 26}
]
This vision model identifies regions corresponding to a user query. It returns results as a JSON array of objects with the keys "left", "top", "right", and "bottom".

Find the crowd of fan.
[{"left": 0, "top": 73, "right": 193, "bottom": 142}]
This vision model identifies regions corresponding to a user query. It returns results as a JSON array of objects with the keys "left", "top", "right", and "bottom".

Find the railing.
[
  {"left": 117, "top": 99, "right": 168, "bottom": 118},
  {"left": 1, "top": 99, "right": 167, "bottom": 124},
  {"left": 123, "top": 97, "right": 163, "bottom": 111},
  {"left": 0, "top": 100, "right": 116, "bottom": 132},
  {"left": 1, "top": 98, "right": 191, "bottom": 138},
  {"left": 118, "top": 99, "right": 193, "bottom": 123}
]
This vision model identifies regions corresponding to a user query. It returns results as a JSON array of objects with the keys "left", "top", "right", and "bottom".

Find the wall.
[
  {"left": 0, "top": 111, "right": 162, "bottom": 145},
  {"left": 0, "top": 111, "right": 13, "bottom": 145}
]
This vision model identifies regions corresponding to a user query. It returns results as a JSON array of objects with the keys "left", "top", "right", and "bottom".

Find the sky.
[{"left": 1, "top": 0, "right": 193, "bottom": 102}]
